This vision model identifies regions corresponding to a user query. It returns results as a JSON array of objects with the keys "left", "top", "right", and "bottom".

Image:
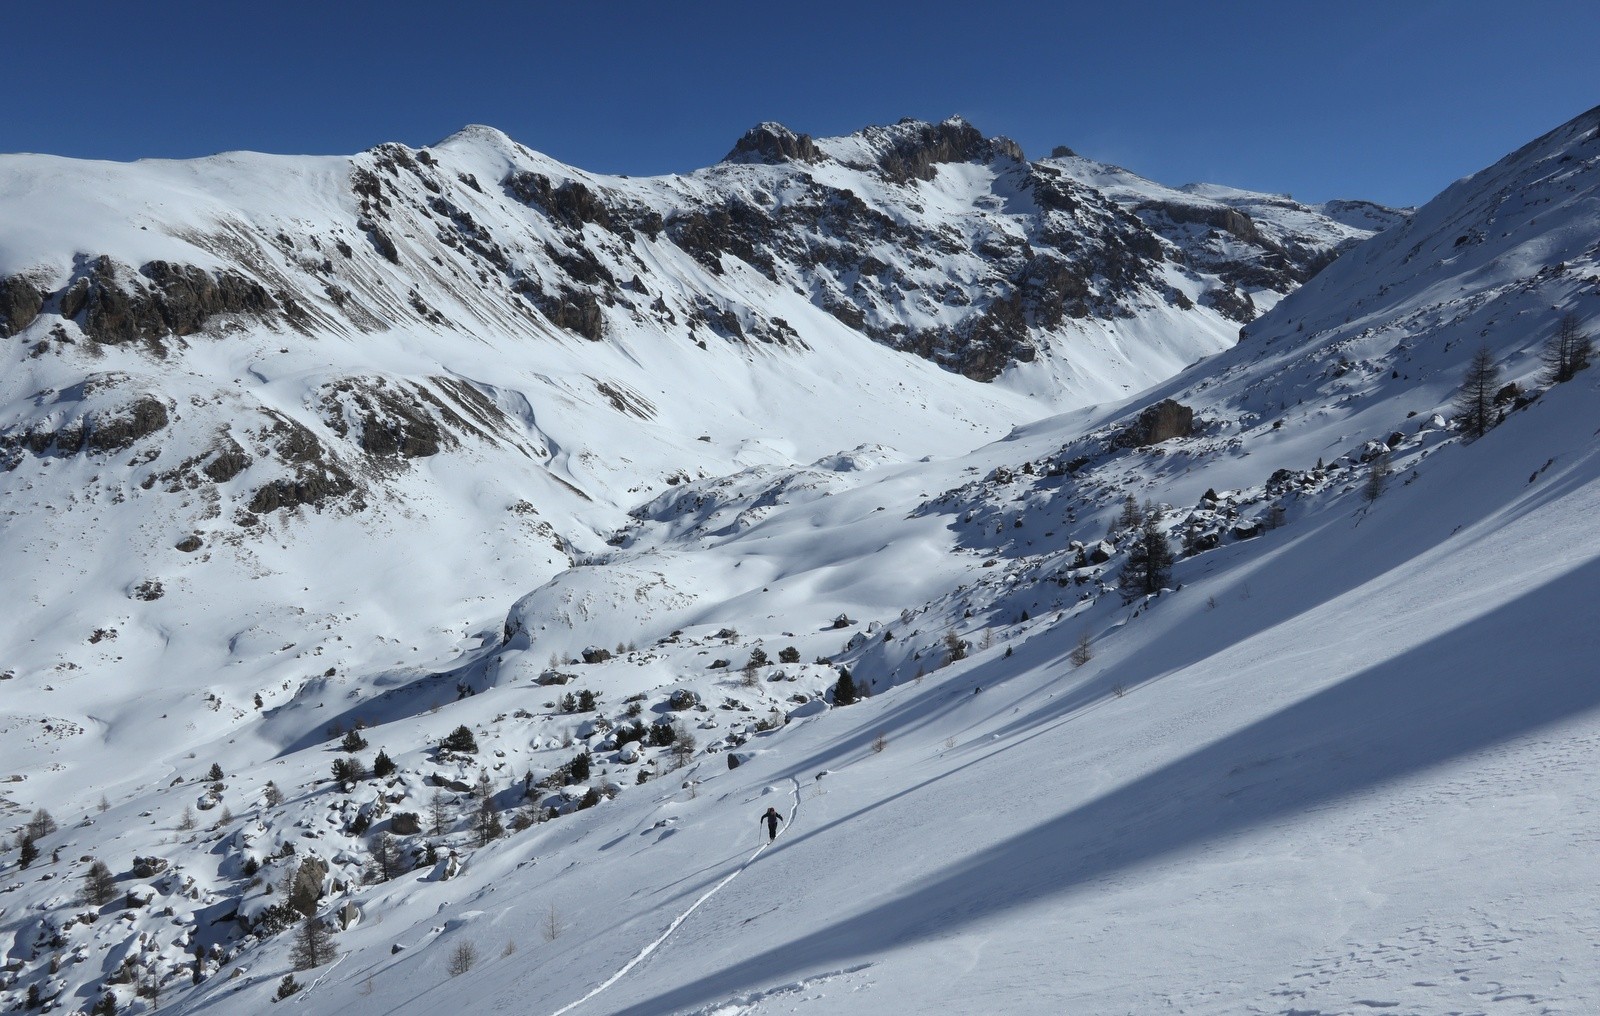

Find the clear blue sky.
[{"left": 5, "top": 0, "right": 1596, "bottom": 207}]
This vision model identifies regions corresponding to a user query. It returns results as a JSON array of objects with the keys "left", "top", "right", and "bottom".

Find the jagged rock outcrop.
[
  {"left": 1113, "top": 399, "right": 1195, "bottom": 448},
  {"left": 87, "top": 396, "right": 171, "bottom": 453},
  {"left": 54, "top": 257, "right": 276, "bottom": 351},
  {"left": 319, "top": 377, "right": 453, "bottom": 459},
  {"left": 243, "top": 414, "right": 360, "bottom": 516},
  {"left": 1138, "top": 200, "right": 1267, "bottom": 247},
  {"left": 853, "top": 116, "right": 1024, "bottom": 183},
  {"left": 723, "top": 123, "right": 825, "bottom": 165},
  {"left": 0, "top": 276, "right": 45, "bottom": 338}
]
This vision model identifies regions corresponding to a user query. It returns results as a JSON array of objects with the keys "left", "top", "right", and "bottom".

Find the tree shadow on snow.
[{"left": 605, "top": 560, "right": 1600, "bottom": 1015}]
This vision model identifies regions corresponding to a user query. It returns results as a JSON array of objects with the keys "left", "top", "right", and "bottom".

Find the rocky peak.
[
  {"left": 722, "top": 122, "right": 825, "bottom": 165},
  {"left": 842, "top": 116, "right": 1025, "bottom": 183}
]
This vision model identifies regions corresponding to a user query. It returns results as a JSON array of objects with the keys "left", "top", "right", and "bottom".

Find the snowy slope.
[
  {"left": 0, "top": 116, "right": 1392, "bottom": 816},
  {"left": 6, "top": 104, "right": 1600, "bottom": 1016}
]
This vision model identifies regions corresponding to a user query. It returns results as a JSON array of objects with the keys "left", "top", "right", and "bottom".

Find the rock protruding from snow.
[
  {"left": 722, "top": 122, "right": 826, "bottom": 165},
  {"left": 1113, "top": 399, "right": 1195, "bottom": 448}
]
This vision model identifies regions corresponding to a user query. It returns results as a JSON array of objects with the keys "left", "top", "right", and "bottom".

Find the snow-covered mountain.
[
  {"left": 7, "top": 103, "right": 1600, "bottom": 1016},
  {"left": 0, "top": 115, "right": 1392, "bottom": 807}
]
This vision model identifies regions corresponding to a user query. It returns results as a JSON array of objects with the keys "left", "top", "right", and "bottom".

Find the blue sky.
[{"left": 4, "top": 1, "right": 1596, "bottom": 207}]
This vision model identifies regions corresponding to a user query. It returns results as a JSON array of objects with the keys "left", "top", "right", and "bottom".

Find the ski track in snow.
[
  {"left": 545, "top": 777, "right": 804, "bottom": 1016},
  {"left": 681, "top": 964, "right": 875, "bottom": 1016},
  {"left": 293, "top": 954, "right": 346, "bottom": 1004}
]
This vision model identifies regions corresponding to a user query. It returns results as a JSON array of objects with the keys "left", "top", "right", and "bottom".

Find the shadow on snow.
[{"left": 606, "top": 559, "right": 1600, "bottom": 1015}]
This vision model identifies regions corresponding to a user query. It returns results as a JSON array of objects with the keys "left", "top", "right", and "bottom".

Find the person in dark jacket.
[{"left": 760, "top": 806, "right": 783, "bottom": 842}]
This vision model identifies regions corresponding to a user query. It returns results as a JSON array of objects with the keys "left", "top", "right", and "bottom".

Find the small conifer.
[
  {"left": 833, "top": 668, "right": 858, "bottom": 706},
  {"left": 440, "top": 725, "right": 478, "bottom": 754}
]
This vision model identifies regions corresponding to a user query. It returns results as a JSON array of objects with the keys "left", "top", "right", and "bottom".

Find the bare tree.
[
  {"left": 669, "top": 728, "right": 697, "bottom": 770},
  {"left": 429, "top": 790, "right": 449, "bottom": 836},
  {"left": 138, "top": 965, "right": 164, "bottom": 1009},
  {"left": 447, "top": 940, "right": 477, "bottom": 977},
  {"left": 290, "top": 917, "right": 338, "bottom": 970},
  {"left": 1454, "top": 345, "right": 1501, "bottom": 439},
  {"left": 1116, "top": 494, "right": 1143, "bottom": 534},
  {"left": 542, "top": 903, "right": 563, "bottom": 942},
  {"left": 1070, "top": 630, "right": 1093, "bottom": 668},
  {"left": 1541, "top": 312, "right": 1592, "bottom": 385},
  {"left": 368, "top": 833, "right": 401, "bottom": 883},
  {"left": 81, "top": 860, "right": 117, "bottom": 907},
  {"left": 25, "top": 809, "right": 57, "bottom": 841},
  {"left": 475, "top": 799, "right": 504, "bottom": 846},
  {"left": 1362, "top": 449, "right": 1392, "bottom": 503}
]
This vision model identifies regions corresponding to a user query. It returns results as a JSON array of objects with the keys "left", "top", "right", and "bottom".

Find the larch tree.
[
  {"left": 290, "top": 917, "right": 338, "bottom": 970},
  {"left": 1454, "top": 345, "right": 1501, "bottom": 439},
  {"left": 82, "top": 859, "right": 117, "bottom": 907},
  {"left": 1541, "top": 313, "right": 1592, "bottom": 385}
]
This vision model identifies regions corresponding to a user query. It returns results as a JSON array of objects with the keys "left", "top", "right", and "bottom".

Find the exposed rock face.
[
  {"left": 532, "top": 287, "right": 606, "bottom": 341},
  {"left": 505, "top": 172, "right": 620, "bottom": 233},
  {"left": 246, "top": 471, "right": 359, "bottom": 515},
  {"left": 1139, "top": 200, "right": 1266, "bottom": 247},
  {"left": 722, "top": 123, "right": 825, "bottom": 165},
  {"left": 319, "top": 377, "right": 452, "bottom": 459},
  {"left": 131, "top": 856, "right": 169, "bottom": 879},
  {"left": 87, "top": 396, "right": 170, "bottom": 453},
  {"left": 56, "top": 257, "right": 276, "bottom": 351},
  {"left": 0, "top": 276, "right": 45, "bottom": 337},
  {"left": 244, "top": 414, "right": 360, "bottom": 515},
  {"left": 862, "top": 116, "right": 1024, "bottom": 183},
  {"left": 1114, "top": 399, "right": 1195, "bottom": 448},
  {"left": 1204, "top": 284, "right": 1257, "bottom": 324},
  {"left": 202, "top": 437, "right": 252, "bottom": 483},
  {"left": 1123, "top": 192, "right": 1383, "bottom": 310}
]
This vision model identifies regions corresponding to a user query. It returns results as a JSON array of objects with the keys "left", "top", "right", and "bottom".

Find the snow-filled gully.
[{"left": 545, "top": 778, "right": 803, "bottom": 1016}]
